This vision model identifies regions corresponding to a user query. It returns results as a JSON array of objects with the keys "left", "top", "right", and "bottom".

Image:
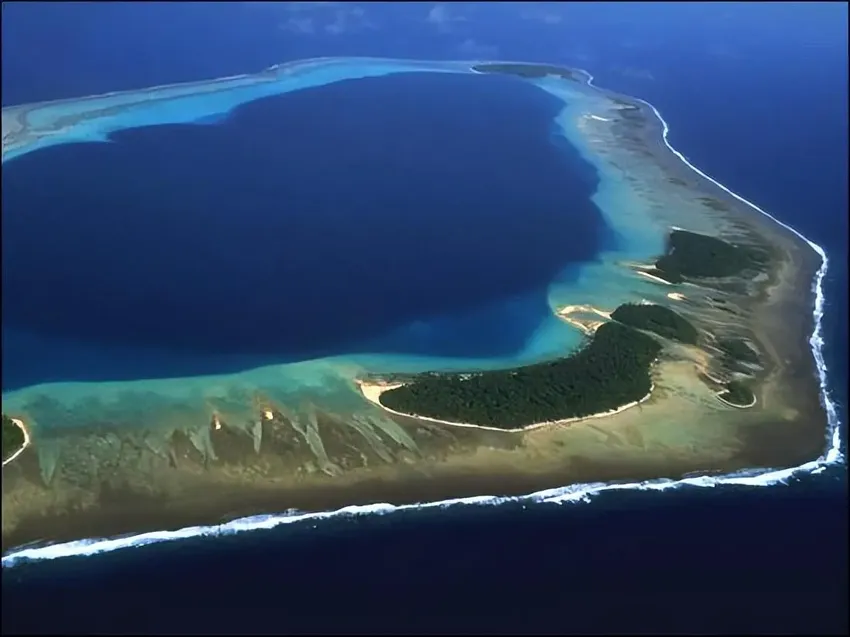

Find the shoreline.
[
  {"left": 356, "top": 379, "right": 655, "bottom": 433},
  {"left": 625, "top": 75, "right": 838, "bottom": 460},
  {"left": 636, "top": 271, "right": 673, "bottom": 286},
  {"left": 2, "top": 419, "right": 30, "bottom": 467},
  {"left": 2, "top": 441, "right": 730, "bottom": 558},
  {"left": 554, "top": 304, "right": 611, "bottom": 335},
  {"left": 716, "top": 393, "right": 757, "bottom": 409}
]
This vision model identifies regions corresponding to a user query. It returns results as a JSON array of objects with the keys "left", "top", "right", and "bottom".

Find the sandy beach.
[
  {"left": 355, "top": 378, "right": 655, "bottom": 434},
  {"left": 2, "top": 419, "right": 31, "bottom": 467}
]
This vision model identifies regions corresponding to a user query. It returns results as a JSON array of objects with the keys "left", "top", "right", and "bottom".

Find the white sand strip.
[
  {"left": 356, "top": 380, "right": 653, "bottom": 434},
  {"left": 2, "top": 418, "right": 31, "bottom": 467}
]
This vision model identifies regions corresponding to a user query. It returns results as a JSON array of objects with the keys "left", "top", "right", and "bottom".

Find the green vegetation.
[
  {"left": 654, "top": 230, "right": 770, "bottom": 282},
  {"left": 2, "top": 414, "right": 25, "bottom": 462},
  {"left": 619, "top": 106, "right": 645, "bottom": 121},
  {"left": 718, "top": 381, "right": 755, "bottom": 407},
  {"left": 380, "top": 321, "right": 661, "bottom": 430},
  {"left": 611, "top": 303, "right": 698, "bottom": 345},
  {"left": 610, "top": 96, "right": 643, "bottom": 110},
  {"left": 471, "top": 63, "right": 581, "bottom": 81},
  {"left": 716, "top": 338, "right": 760, "bottom": 365}
]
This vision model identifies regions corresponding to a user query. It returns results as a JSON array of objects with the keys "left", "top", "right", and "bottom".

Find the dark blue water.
[
  {"left": 2, "top": 72, "right": 604, "bottom": 390},
  {"left": 2, "top": 4, "right": 846, "bottom": 634},
  {"left": 2, "top": 479, "right": 847, "bottom": 634}
]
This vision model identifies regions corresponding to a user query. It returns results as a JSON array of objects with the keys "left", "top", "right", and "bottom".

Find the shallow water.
[{"left": 2, "top": 474, "right": 846, "bottom": 633}]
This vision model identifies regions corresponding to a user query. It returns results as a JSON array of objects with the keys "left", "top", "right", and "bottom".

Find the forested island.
[
  {"left": 610, "top": 303, "right": 698, "bottom": 345},
  {"left": 718, "top": 380, "right": 756, "bottom": 407},
  {"left": 2, "top": 414, "right": 25, "bottom": 464},
  {"left": 471, "top": 62, "right": 582, "bottom": 81},
  {"left": 379, "top": 321, "right": 661, "bottom": 429},
  {"left": 648, "top": 229, "right": 771, "bottom": 284}
]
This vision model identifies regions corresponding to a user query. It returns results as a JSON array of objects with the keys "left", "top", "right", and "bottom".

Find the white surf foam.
[{"left": 2, "top": 65, "right": 843, "bottom": 568}]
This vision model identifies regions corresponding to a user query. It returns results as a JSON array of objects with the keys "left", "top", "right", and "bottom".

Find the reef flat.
[{"left": 1, "top": 57, "right": 833, "bottom": 558}]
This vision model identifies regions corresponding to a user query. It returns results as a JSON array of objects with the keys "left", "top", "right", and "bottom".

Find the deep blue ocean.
[
  {"left": 2, "top": 3, "right": 846, "bottom": 633},
  {"left": 2, "top": 71, "right": 603, "bottom": 390}
]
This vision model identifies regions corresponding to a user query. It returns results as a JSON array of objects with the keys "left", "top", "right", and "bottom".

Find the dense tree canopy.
[
  {"left": 380, "top": 321, "right": 661, "bottom": 430},
  {"left": 611, "top": 303, "right": 698, "bottom": 345},
  {"left": 654, "top": 230, "right": 770, "bottom": 282}
]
